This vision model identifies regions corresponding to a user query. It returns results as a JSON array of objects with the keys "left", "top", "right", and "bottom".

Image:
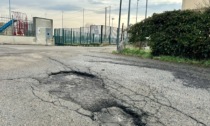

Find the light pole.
[
  {"left": 109, "top": 6, "right": 111, "bottom": 27},
  {"left": 117, "top": 0, "right": 122, "bottom": 51},
  {"left": 105, "top": 7, "right": 107, "bottom": 39},
  {"left": 127, "top": 0, "right": 131, "bottom": 28},
  {"left": 136, "top": 0, "right": 139, "bottom": 23},
  {"left": 145, "top": 0, "right": 148, "bottom": 19},
  {"left": 83, "top": 8, "right": 85, "bottom": 28},
  {"left": 9, "top": 0, "right": 11, "bottom": 19},
  {"left": 62, "top": 11, "right": 64, "bottom": 29},
  {"left": 127, "top": 0, "right": 132, "bottom": 42}
]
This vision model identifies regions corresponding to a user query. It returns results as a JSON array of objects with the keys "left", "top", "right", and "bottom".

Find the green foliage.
[{"left": 128, "top": 9, "right": 210, "bottom": 60}]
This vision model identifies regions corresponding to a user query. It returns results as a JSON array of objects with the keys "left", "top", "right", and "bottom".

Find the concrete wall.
[
  {"left": 0, "top": 35, "right": 54, "bottom": 45},
  {"left": 182, "top": 0, "right": 210, "bottom": 10},
  {"left": 33, "top": 17, "right": 53, "bottom": 43}
]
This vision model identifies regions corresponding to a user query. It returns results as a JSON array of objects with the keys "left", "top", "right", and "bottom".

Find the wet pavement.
[{"left": 0, "top": 45, "right": 210, "bottom": 126}]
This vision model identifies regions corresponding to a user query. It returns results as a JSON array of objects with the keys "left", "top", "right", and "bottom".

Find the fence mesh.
[{"left": 54, "top": 25, "right": 126, "bottom": 46}]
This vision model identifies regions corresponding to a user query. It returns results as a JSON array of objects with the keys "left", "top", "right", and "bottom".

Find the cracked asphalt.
[{"left": 0, "top": 45, "right": 210, "bottom": 126}]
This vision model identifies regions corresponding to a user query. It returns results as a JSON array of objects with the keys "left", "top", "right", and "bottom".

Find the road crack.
[{"left": 104, "top": 77, "right": 207, "bottom": 126}]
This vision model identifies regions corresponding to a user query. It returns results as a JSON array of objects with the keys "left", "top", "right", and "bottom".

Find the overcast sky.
[{"left": 0, "top": 0, "right": 182, "bottom": 28}]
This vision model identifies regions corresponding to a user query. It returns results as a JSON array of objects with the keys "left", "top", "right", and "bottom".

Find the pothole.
[
  {"left": 42, "top": 71, "right": 116, "bottom": 112},
  {"left": 38, "top": 71, "right": 147, "bottom": 125},
  {"left": 93, "top": 105, "right": 147, "bottom": 126}
]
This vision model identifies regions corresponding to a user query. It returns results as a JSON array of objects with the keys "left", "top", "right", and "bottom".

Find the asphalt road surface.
[{"left": 0, "top": 45, "right": 210, "bottom": 126}]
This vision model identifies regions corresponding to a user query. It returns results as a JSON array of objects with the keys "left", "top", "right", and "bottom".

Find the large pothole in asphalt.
[
  {"left": 39, "top": 71, "right": 147, "bottom": 126},
  {"left": 42, "top": 71, "right": 116, "bottom": 112}
]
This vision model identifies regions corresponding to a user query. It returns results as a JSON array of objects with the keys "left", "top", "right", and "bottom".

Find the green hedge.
[{"left": 128, "top": 9, "right": 210, "bottom": 60}]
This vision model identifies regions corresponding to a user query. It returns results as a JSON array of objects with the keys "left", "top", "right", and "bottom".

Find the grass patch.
[
  {"left": 153, "top": 56, "right": 200, "bottom": 64},
  {"left": 113, "top": 48, "right": 210, "bottom": 67},
  {"left": 203, "top": 60, "right": 210, "bottom": 67},
  {"left": 153, "top": 56, "right": 210, "bottom": 67},
  {"left": 115, "top": 48, "right": 152, "bottom": 58}
]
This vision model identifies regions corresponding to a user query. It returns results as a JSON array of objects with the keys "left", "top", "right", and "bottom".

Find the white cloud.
[{"left": 0, "top": 0, "right": 182, "bottom": 28}]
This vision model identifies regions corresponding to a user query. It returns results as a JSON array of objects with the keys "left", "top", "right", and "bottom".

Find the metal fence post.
[
  {"left": 54, "top": 29, "right": 57, "bottom": 45},
  {"left": 64, "top": 29, "right": 65, "bottom": 45},
  {"left": 86, "top": 32, "right": 88, "bottom": 44},
  {"left": 101, "top": 25, "right": 103, "bottom": 44},
  {"left": 58, "top": 29, "right": 61, "bottom": 45},
  {"left": 62, "top": 29, "right": 65, "bottom": 45},
  {"left": 54, "top": 29, "right": 56, "bottom": 45},
  {"left": 67, "top": 31, "right": 70, "bottom": 45},
  {"left": 90, "top": 26, "right": 92, "bottom": 44},
  {"left": 70, "top": 29, "right": 72, "bottom": 45},
  {"left": 93, "top": 34, "right": 95, "bottom": 43},
  {"left": 80, "top": 27, "right": 82, "bottom": 45},
  {"left": 73, "top": 31, "right": 75, "bottom": 45},
  {"left": 109, "top": 26, "right": 111, "bottom": 44}
]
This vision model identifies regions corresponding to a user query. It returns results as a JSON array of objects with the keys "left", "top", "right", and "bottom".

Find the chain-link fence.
[{"left": 54, "top": 25, "right": 127, "bottom": 46}]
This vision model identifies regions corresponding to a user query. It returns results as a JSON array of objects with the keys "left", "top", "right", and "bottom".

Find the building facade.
[{"left": 182, "top": 0, "right": 210, "bottom": 10}]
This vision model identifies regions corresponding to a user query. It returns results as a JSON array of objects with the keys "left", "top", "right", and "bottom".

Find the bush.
[{"left": 128, "top": 9, "right": 210, "bottom": 60}]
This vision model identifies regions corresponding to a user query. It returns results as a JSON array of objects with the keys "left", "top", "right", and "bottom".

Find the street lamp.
[{"left": 136, "top": 0, "right": 139, "bottom": 23}]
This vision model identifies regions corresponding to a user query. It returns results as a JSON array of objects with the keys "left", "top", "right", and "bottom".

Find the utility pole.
[
  {"left": 9, "top": 0, "right": 11, "bottom": 19},
  {"left": 127, "top": 0, "right": 132, "bottom": 43},
  {"left": 121, "top": 23, "right": 124, "bottom": 42},
  {"left": 105, "top": 7, "right": 107, "bottom": 40},
  {"left": 127, "top": 0, "right": 131, "bottom": 28},
  {"left": 145, "top": 0, "right": 148, "bottom": 19},
  {"left": 109, "top": 6, "right": 111, "bottom": 27},
  {"left": 109, "top": 6, "right": 111, "bottom": 44},
  {"left": 62, "top": 11, "right": 64, "bottom": 29},
  {"left": 117, "top": 0, "right": 122, "bottom": 51},
  {"left": 136, "top": 0, "right": 139, "bottom": 23},
  {"left": 83, "top": 8, "right": 85, "bottom": 42},
  {"left": 83, "top": 8, "right": 85, "bottom": 28}
]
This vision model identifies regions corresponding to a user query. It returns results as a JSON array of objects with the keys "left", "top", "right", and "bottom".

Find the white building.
[{"left": 182, "top": 0, "right": 210, "bottom": 10}]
